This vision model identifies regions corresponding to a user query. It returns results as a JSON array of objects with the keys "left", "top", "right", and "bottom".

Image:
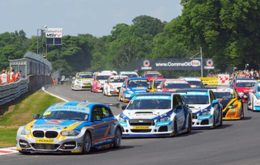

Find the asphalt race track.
[{"left": 1, "top": 84, "right": 260, "bottom": 165}]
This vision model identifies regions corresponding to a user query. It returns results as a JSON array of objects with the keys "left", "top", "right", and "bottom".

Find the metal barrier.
[{"left": 0, "top": 79, "right": 28, "bottom": 106}]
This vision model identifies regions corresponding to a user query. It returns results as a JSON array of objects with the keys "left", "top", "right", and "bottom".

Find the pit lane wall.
[{"left": 0, "top": 79, "right": 28, "bottom": 106}]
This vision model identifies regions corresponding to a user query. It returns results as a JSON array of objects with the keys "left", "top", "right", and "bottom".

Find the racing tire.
[
  {"left": 219, "top": 111, "right": 223, "bottom": 127},
  {"left": 243, "top": 103, "right": 248, "bottom": 112},
  {"left": 240, "top": 107, "right": 245, "bottom": 119},
  {"left": 82, "top": 132, "right": 92, "bottom": 154},
  {"left": 212, "top": 115, "right": 216, "bottom": 129},
  {"left": 187, "top": 115, "right": 192, "bottom": 134},
  {"left": 113, "top": 128, "right": 122, "bottom": 148},
  {"left": 171, "top": 120, "right": 178, "bottom": 137}
]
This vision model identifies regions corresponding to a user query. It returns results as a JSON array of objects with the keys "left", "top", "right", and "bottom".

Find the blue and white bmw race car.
[
  {"left": 118, "top": 77, "right": 149, "bottom": 102},
  {"left": 117, "top": 93, "right": 192, "bottom": 137},
  {"left": 177, "top": 89, "right": 223, "bottom": 129},
  {"left": 248, "top": 82, "right": 260, "bottom": 111},
  {"left": 16, "top": 102, "right": 122, "bottom": 154}
]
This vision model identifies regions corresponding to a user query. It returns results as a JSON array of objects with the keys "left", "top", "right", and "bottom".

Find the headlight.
[
  {"left": 118, "top": 116, "right": 127, "bottom": 123},
  {"left": 61, "top": 130, "right": 80, "bottom": 136},
  {"left": 201, "top": 110, "right": 211, "bottom": 116},
  {"left": 159, "top": 116, "right": 171, "bottom": 122},
  {"left": 20, "top": 127, "right": 30, "bottom": 135}
]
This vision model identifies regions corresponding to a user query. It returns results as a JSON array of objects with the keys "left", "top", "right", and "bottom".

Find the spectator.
[
  {"left": 1, "top": 69, "right": 8, "bottom": 85},
  {"left": 9, "top": 68, "right": 15, "bottom": 83},
  {"left": 15, "top": 70, "right": 21, "bottom": 81}
]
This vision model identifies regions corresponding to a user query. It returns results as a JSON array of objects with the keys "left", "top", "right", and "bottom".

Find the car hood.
[
  {"left": 121, "top": 109, "right": 172, "bottom": 119},
  {"left": 110, "top": 82, "right": 123, "bottom": 88},
  {"left": 30, "top": 119, "right": 85, "bottom": 131},
  {"left": 187, "top": 104, "right": 211, "bottom": 113}
]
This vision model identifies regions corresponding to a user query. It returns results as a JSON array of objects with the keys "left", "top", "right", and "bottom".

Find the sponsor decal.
[
  {"left": 132, "top": 126, "right": 150, "bottom": 129},
  {"left": 36, "top": 138, "right": 54, "bottom": 144},
  {"left": 141, "top": 60, "right": 152, "bottom": 70}
]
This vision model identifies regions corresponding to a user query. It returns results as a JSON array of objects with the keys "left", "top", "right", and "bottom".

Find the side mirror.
[
  {"left": 33, "top": 114, "right": 41, "bottom": 119},
  {"left": 121, "top": 105, "right": 127, "bottom": 110}
]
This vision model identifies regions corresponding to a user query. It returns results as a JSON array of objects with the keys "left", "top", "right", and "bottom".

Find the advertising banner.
[{"left": 139, "top": 58, "right": 214, "bottom": 71}]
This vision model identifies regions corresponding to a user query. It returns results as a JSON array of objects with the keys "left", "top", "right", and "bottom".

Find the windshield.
[
  {"left": 145, "top": 74, "right": 161, "bottom": 77},
  {"left": 128, "top": 80, "right": 149, "bottom": 88},
  {"left": 236, "top": 82, "right": 255, "bottom": 87},
  {"left": 96, "top": 75, "right": 110, "bottom": 80},
  {"left": 127, "top": 99, "right": 171, "bottom": 110},
  {"left": 153, "top": 80, "right": 163, "bottom": 88},
  {"left": 42, "top": 111, "right": 88, "bottom": 121},
  {"left": 214, "top": 92, "right": 232, "bottom": 99},
  {"left": 165, "top": 83, "right": 190, "bottom": 89},
  {"left": 109, "top": 78, "right": 125, "bottom": 83},
  {"left": 182, "top": 95, "right": 209, "bottom": 104},
  {"left": 78, "top": 75, "right": 92, "bottom": 78}
]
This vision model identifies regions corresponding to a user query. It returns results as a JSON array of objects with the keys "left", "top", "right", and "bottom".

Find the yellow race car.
[{"left": 212, "top": 87, "right": 244, "bottom": 120}]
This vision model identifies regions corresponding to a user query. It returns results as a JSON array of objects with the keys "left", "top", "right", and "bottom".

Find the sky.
[{"left": 0, "top": 0, "right": 182, "bottom": 37}]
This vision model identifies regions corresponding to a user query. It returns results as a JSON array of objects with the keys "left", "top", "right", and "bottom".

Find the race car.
[
  {"left": 118, "top": 77, "right": 149, "bottom": 102},
  {"left": 117, "top": 93, "right": 192, "bottom": 137},
  {"left": 248, "top": 82, "right": 260, "bottom": 111},
  {"left": 143, "top": 71, "right": 163, "bottom": 81},
  {"left": 119, "top": 71, "right": 139, "bottom": 78},
  {"left": 16, "top": 101, "right": 122, "bottom": 154},
  {"left": 147, "top": 78, "right": 165, "bottom": 92},
  {"left": 233, "top": 78, "right": 257, "bottom": 103},
  {"left": 212, "top": 87, "right": 243, "bottom": 120},
  {"left": 182, "top": 77, "right": 203, "bottom": 88},
  {"left": 177, "top": 89, "right": 223, "bottom": 128},
  {"left": 91, "top": 74, "right": 111, "bottom": 92},
  {"left": 71, "top": 72, "right": 93, "bottom": 90},
  {"left": 157, "top": 79, "right": 191, "bottom": 92},
  {"left": 103, "top": 75, "right": 127, "bottom": 96}
]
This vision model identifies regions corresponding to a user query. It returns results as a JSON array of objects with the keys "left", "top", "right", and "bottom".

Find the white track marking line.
[{"left": 42, "top": 86, "right": 69, "bottom": 102}]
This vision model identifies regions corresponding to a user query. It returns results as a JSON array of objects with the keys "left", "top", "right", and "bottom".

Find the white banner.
[{"left": 45, "top": 28, "right": 63, "bottom": 38}]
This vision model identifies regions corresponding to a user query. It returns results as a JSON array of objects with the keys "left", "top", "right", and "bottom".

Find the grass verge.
[{"left": 0, "top": 90, "right": 61, "bottom": 148}]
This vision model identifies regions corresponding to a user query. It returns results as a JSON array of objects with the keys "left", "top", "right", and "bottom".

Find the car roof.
[
  {"left": 135, "top": 92, "right": 176, "bottom": 97},
  {"left": 47, "top": 101, "right": 109, "bottom": 113},
  {"left": 176, "top": 88, "right": 210, "bottom": 93},
  {"left": 128, "top": 77, "right": 147, "bottom": 80}
]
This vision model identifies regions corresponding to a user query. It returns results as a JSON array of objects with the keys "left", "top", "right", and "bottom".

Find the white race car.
[
  {"left": 177, "top": 89, "right": 223, "bottom": 128},
  {"left": 117, "top": 93, "right": 192, "bottom": 137},
  {"left": 103, "top": 75, "right": 127, "bottom": 96},
  {"left": 71, "top": 72, "right": 93, "bottom": 90},
  {"left": 248, "top": 82, "right": 260, "bottom": 111}
]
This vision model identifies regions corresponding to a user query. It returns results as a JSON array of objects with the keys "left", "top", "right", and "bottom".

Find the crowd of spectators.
[
  {"left": 231, "top": 69, "right": 260, "bottom": 80},
  {"left": 0, "top": 68, "right": 21, "bottom": 85}
]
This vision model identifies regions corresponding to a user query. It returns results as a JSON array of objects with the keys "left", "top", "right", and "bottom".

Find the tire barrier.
[{"left": 0, "top": 79, "right": 28, "bottom": 106}]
